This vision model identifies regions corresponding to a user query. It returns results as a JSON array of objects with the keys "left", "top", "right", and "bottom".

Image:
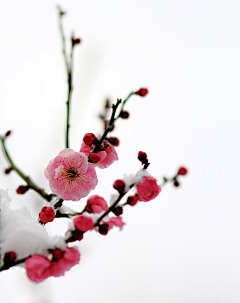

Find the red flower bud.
[
  {"left": 39, "top": 207, "right": 55, "bottom": 223},
  {"left": 99, "top": 223, "right": 109, "bottom": 235},
  {"left": 107, "top": 137, "right": 119, "bottom": 146},
  {"left": 72, "top": 37, "right": 81, "bottom": 46},
  {"left": 173, "top": 180, "right": 180, "bottom": 187},
  {"left": 112, "top": 206, "right": 123, "bottom": 216},
  {"left": 178, "top": 167, "right": 188, "bottom": 176},
  {"left": 5, "top": 130, "right": 11, "bottom": 137},
  {"left": 138, "top": 151, "right": 148, "bottom": 164},
  {"left": 52, "top": 248, "right": 63, "bottom": 261},
  {"left": 88, "top": 153, "right": 100, "bottom": 163},
  {"left": 119, "top": 110, "right": 129, "bottom": 119},
  {"left": 83, "top": 133, "right": 97, "bottom": 146},
  {"left": 134, "top": 88, "right": 148, "bottom": 97},
  {"left": 16, "top": 185, "right": 30, "bottom": 195},
  {"left": 127, "top": 195, "right": 139, "bottom": 206},
  {"left": 4, "top": 251, "right": 17, "bottom": 264},
  {"left": 113, "top": 180, "right": 125, "bottom": 193},
  {"left": 4, "top": 167, "right": 12, "bottom": 174}
]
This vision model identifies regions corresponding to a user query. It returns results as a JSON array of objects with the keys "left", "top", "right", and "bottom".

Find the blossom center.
[{"left": 64, "top": 167, "right": 79, "bottom": 181}]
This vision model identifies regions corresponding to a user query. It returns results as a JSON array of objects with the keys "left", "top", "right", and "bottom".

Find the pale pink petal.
[
  {"left": 108, "top": 217, "right": 125, "bottom": 230},
  {"left": 80, "top": 142, "right": 92, "bottom": 155}
]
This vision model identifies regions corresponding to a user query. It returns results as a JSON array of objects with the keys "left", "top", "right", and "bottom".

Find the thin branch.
[
  {"left": 57, "top": 6, "right": 74, "bottom": 149},
  {"left": 57, "top": 5, "right": 69, "bottom": 74},
  {"left": 93, "top": 99, "right": 122, "bottom": 153},
  {"left": 0, "top": 136, "right": 52, "bottom": 202},
  {"left": 0, "top": 256, "right": 30, "bottom": 272},
  {"left": 95, "top": 184, "right": 134, "bottom": 226}
]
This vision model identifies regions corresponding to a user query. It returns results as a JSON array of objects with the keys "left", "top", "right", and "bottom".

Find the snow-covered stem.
[
  {"left": 0, "top": 136, "right": 52, "bottom": 202},
  {"left": 0, "top": 256, "right": 30, "bottom": 272}
]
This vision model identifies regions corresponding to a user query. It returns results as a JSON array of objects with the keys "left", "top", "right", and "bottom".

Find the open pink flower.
[
  {"left": 85, "top": 195, "right": 108, "bottom": 213},
  {"left": 25, "top": 247, "right": 80, "bottom": 283},
  {"left": 49, "top": 247, "right": 80, "bottom": 277},
  {"left": 25, "top": 254, "right": 51, "bottom": 283},
  {"left": 80, "top": 140, "right": 118, "bottom": 169},
  {"left": 44, "top": 148, "right": 98, "bottom": 201},
  {"left": 136, "top": 176, "right": 161, "bottom": 202}
]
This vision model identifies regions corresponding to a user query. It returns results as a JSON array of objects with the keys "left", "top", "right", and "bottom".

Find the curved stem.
[{"left": 0, "top": 136, "right": 52, "bottom": 202}]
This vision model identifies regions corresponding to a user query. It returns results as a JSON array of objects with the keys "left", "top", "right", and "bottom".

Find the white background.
[{"left": 1, "top": 0, "right": 240, "bottom": 302}]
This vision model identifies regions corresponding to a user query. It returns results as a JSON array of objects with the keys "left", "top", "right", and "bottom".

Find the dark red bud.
[
  {"left": 83, "top": 133, "right": 97, "bottom": 146},
  {"left": 5, "top": 130, "right": 11, "bottom": 137},
  {"left": 16, "top": 185, "right": 30, "bottom": 195},
  {"left": 119, "top": 111, "right": 129, "bottom": 119},
  {"left": 39, "top": 207, "right": 55, "bottom": 223},
  {"left": 112, "top": 206, "right": 123, "bottom": 216},
  {"left": 127, "top": 195, "right": 139, "bottom": 206},
  {"left": 99, "top": 223, "right": 109, "bottom": 235},
  {"left": 4, "top": 251, "right": 17, "bottom": 264},
  {"left": 107, "top": 137, "right": 119, "bottom": 146},
  {"left": 72, "top": 38, "right": 81, "bottom": 46},
  {"left": 52, "top": 248, "right": 63, "bottom": 261},
  {"left": 173, "top": 180, "right": 180, "bottom": 187},
  {"left": 134, "top": 88, "right": 148, "bottom": 97},
  {"left": 138, "top": 151, "right": 148, "bottom": 165},
  {"left": 88, "top": 153, "right": 100, "bottom": 163},
  {"left": 178, "top": 167, "right": 188, "bottom": 176},
  {"left": 4, "top": 167, "right": 12, "bottom": 174},
  {"left": 113, "top": 180, "right": 125, "bottom": 193}
]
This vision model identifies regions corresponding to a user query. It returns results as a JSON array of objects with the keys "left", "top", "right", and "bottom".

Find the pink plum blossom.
[
  {"left": 44, "top": 148, "right": 98, "bottom": 201},
  {"left": 25, "top": 247, "right": 80, "bottom": 283},
  {"left": 74, "top": 215, "right": 94, "bottom": 232},
  {"left": 136, "top": 176, "right": 161, "bottom": 202},
  {"left": 25, "top": 254, "right": 51, "bottom": 283},
  {"left": 85, "top": 195, "right": 108, "bottom": 213},
  {"left": 80, "top": 139, "right": 118, "bottom": 169},
  {"left": 49, "top": 247, "right": 80, "bottom": 277}
]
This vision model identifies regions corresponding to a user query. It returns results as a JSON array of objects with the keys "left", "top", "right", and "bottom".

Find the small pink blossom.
[
  {"left": 74, "top": 215, "right": 94, "bottom": 232},
  {"left": 85, "top": 195, "right": 108, "bottom": 213},
  {"left": 80, "top": 139, "right": 118, "bottom": 169},
  {"left": 108, "top": 216, "right": 125, "bottom": 230},
  {"left": 49, "top": 247, "right": 80, "bottom": 277},
  {"left": 44, "top": 148, "right": 98, "bottom": 201},
  {"left": 25, "top": 254, "right": 51, "bottom": 283},
  {"left": 136, "top": 176, "right": 161, "bottom": 202}
]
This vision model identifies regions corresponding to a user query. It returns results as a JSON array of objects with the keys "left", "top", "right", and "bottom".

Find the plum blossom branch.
[
  {"left": 94, "top": 184, "right": 134, "bottom": 226},
  {"left": 0, "top": 135, "right": 52, "bottom": 202},
  {"left": 57, "top": 5, "right": 75, "bottom": 149},
  {"left": 0, "top": 256, "right": 30, "bottom": 272},
  {"left": 93, "top": 92, "right": 135, "bottom": 153}
]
